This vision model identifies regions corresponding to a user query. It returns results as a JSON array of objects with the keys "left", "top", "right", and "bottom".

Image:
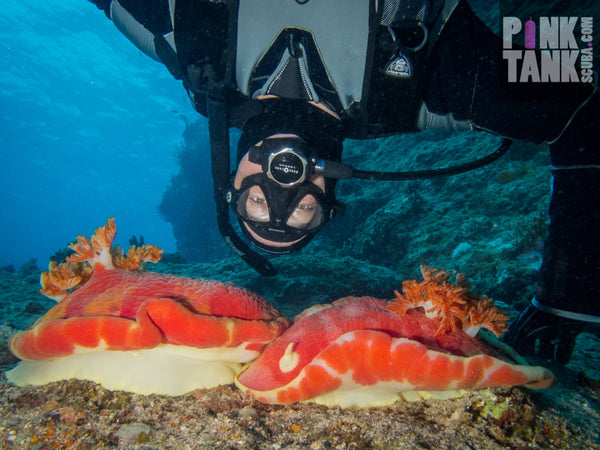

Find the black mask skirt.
[{"left": 230, "top": 173, "right": 337, "bottom": 253}]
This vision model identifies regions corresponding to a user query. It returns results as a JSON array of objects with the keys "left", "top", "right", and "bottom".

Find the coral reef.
[
  {"left": 0, "top": 377, "right": 597, "bottom": 448},
  {"left": 309, "top": 130, "right": 552, "bottom": 309},
  {"left": 158, "top": 105, "right": 553, "bottom": 313},
  {"left": 159, "top": 120, "right": 229, "bottom": 262}
]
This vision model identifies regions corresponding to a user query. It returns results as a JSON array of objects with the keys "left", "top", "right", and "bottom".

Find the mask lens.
[
  {"left": 234, "top": 181, "right": 326, "bottom": 231},
  {"left": 287, "top": 195, "right": 324, "bottom": 230},
  {"left": 236, "top": 186, "right": 270, "bottom": 222}
]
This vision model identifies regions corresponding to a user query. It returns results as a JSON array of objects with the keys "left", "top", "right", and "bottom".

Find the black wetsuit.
[
  {"left": 88, "top": 0, "right": 599, "bottom": 361},
  {"left": 427, "top": 2, "right": 599, "bottom": 320}
]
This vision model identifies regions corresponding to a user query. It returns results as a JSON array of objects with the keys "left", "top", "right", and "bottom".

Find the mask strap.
[{"left": 208, "top": 93, "right": 277, "bottom": 276}]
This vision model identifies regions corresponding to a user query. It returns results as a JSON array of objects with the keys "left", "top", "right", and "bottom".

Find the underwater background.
[
  {"left": 1, "top": 0, "right": 597, "bottom": 357},
  {"left": 0, "top": 0, "right": 576, "bottom": 314},
  {"left": 1, "top": 0, "right": 599, "bottom": 327},
  {"left": 0, "top": 1, "right": 548, "bottom": 274},
  {"left": 1, "top": 0, "right": 599, "bottom": 448},
  {"left": 0, "top": 0, "right": 197, "bottom": 269}
]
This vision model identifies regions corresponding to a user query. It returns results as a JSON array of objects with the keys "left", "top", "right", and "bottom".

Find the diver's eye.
[
  {"left": 296, "top": 202, "right": 314, "bottom": 211},
  {"left": 250, "top": 195, "right": 266, "bottom": 205},
  {"left": 245, "top": 186, "right": 270, "bottom": 222},
  {"left": 287, "top": 195, "right": 319, "bottom": 229}
]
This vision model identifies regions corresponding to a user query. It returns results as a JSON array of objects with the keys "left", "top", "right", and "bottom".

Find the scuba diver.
[{"left": 88, "top": 0, "right": 599, "bottom": 365}]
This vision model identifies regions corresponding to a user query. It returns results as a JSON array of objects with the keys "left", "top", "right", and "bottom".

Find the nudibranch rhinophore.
[
  {"left": 235, "top": 267, "right": 555, "bottom": 408},
  {"left": 7, "top": 218, "right": 290, "bottom": 395}
]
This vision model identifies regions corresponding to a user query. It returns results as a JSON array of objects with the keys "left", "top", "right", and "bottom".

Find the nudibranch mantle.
[
  {"left": 7, "top": 218, "right": 290, "bottom": 395},
  {"left": 235, "top": 270, "right": 555, "bottom": 408}
]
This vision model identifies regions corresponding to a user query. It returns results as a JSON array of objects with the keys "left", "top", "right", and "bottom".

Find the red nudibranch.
[
  {"left": 7, "top": 218, "right": 290, "bottom": 395},
  {"left": 7, "top": 221, "right": 554, "bottom": 406},
  {"left": 235, "top": 268, "right": 555, "bottom": 407}
]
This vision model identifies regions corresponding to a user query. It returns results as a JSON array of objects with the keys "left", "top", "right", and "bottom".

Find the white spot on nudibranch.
[{"left": 278, "top": 342, "right": 300, "bottom": 373}]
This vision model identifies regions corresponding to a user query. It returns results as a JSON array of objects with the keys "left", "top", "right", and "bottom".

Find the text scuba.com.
[{"left": 502, "top": 16, "right": 594, "bottom": 83}]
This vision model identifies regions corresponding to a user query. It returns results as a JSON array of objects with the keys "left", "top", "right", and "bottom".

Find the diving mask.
[{"left": 229, "top": 172, "right": 344, "bottom": 253}]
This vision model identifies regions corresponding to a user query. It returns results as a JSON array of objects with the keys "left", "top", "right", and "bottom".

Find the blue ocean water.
[{"left": 0, "top": 0, "right": 199, "bottom": 269}]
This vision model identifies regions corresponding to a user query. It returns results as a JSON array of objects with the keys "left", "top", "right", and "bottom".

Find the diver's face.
[{"left": 234, "top": 134, "right": 326, "bottom": 248}]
